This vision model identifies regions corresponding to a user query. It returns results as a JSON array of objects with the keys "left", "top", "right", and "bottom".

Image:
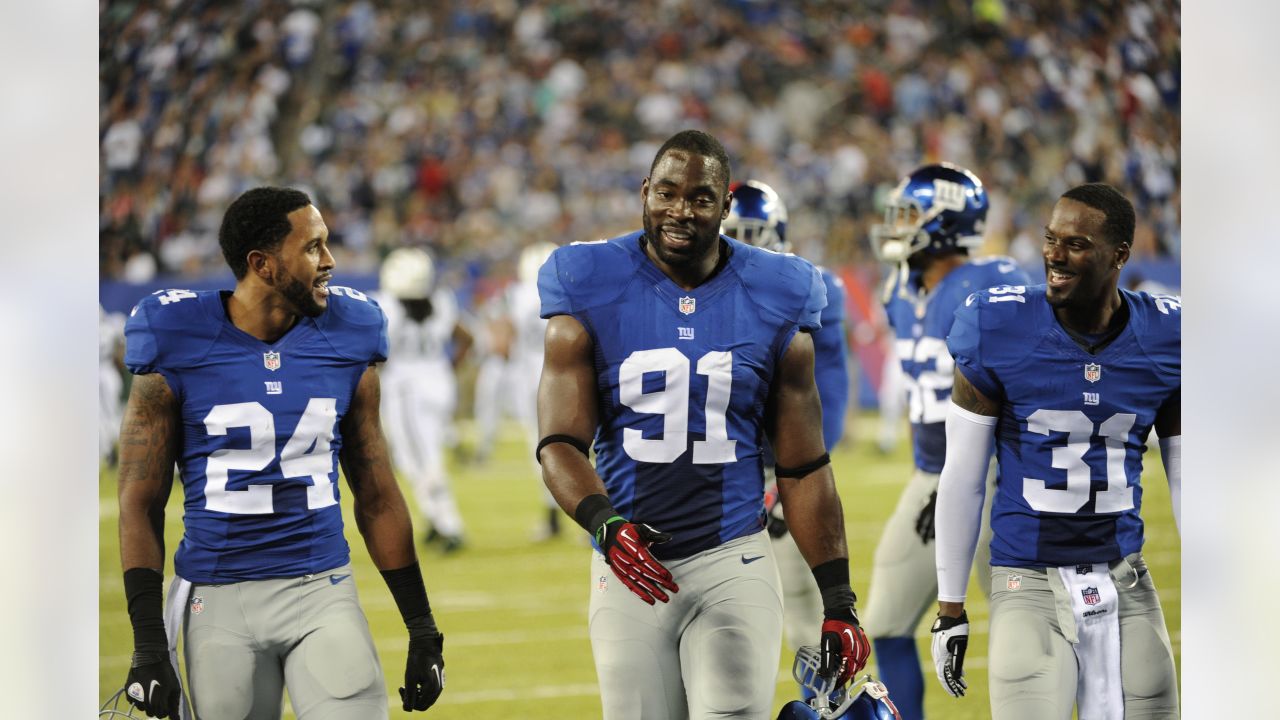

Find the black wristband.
[
  {"left": 573, "top": 493, "right": 619, "bottom": 536},
  {"left": 381, "top": 562, "right": 435, "bottom": 629},
  {"left": 536, "top": 434, "right": 591, "bottom": 464},
  {"left": 123, "top": 567, "right": 168, "bottom": 654},
  {"left": 811, "top": 558, "right": 858, "bottom": 620},
  {"left": 775, "top": 452, "right": 830, "bottom": 479}
]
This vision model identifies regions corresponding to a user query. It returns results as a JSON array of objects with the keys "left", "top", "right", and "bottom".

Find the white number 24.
[
  {"left": 203, "top": 399, "right": 339, "bottom": 514},
  {"left": 1023, "top": 410, "right": 1135, "bottom": 514},
  {"left": 618, "top": 348, "right": 737, "bottom": 464}
]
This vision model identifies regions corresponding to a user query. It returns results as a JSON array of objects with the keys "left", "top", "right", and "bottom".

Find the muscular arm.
[
  {"left": 537, "top": 315, "right": 606, "bottom": 516},
  {"left": 770, "top": 331, "right": 848, "bottom": 569},
  {"left": 118, "top": 373, "right": 180, "bottom": 573},
  {"left": 340, "top": 365, "right": 418, "bottom": 570}
]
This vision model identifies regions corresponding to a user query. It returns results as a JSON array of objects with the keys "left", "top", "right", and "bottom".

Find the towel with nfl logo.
[{"left": 1057, "top": 564, "right": 1122, "bottom": 719}]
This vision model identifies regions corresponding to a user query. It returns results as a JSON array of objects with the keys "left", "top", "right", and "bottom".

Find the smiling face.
[
  {"left": 1043, "top": 197, "right": 1128, "bottom": 312},
  {"left": 272, "top": 204, "right": 334, "bottom": 317},
  {"left": 640, "top": 149, "right": 732, "bottom": 275}
]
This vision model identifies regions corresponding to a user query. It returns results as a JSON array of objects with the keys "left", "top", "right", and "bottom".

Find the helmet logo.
[
  {"left": 932, "top": 179, "right": 967, "bottom": 212},
  {"left": 678, "top": 296, "right": 696, "bottom": 315}
]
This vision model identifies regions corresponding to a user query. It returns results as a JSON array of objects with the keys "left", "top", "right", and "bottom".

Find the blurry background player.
[
  {"left": 99, "top": 304, "right": 127, "bottom": 467},
  {"left": 720, "top": 179, "right": 851, "bottom": 660},
  {"left": 931, "top": 183, "right": 1180, "bottom": 718},
  {"left": 378, "top": 246, "right": 473, "bottom": 553},
  {"left": 862, "top": 164, "right": 1028, "bottom": 720}
]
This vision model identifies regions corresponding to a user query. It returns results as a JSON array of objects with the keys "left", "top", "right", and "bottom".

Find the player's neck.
[
  {"left": 1053, "top": 288, "right": 1125, "bottom": 336},
  {"left": 644, "top": 237, "right": 728, "bottom": 291},
  {"left": 919, "top": 254, "right": 967, "bottom": 292},
  {"left": 226, "top": 286, "right": 301, "bottom": 343}
]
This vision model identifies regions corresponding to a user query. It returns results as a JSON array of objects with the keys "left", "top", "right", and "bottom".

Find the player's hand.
[
  {"left": 124, "top": 653, "right": 182, "bottom": 718},
  {"left": 400, "top": 630, "right": 445, "bottom": 711},
  {"left": 598, "top": 516, "right": 680, "bottom": 604},
  {"left": 763, "top": 483, "right": 789, "bottom": 538},
  {"left": 915, "top": 490, "right": 937, "bottom": 543},
  {"left": 818, "top": 613, "right": 871, "bottom": 685},
  {"left": 930, "top": 611, "right": 969, "bottom": 697}
]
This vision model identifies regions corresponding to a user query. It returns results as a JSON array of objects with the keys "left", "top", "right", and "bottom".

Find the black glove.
[
  {"left": 400, "top": 626, "right": 445, "bottom": 712},
  {"left": 124, "top": 653, "right": 182, "bottom": 719},
  {"left": 915, "top": 490, "right": 937, "bottom": 544},
  {"left": 597, "top": 516, "right": 681, "bottom": 604},
  {"left": 930, "top": 611, "right": 969, "bottom": 698}
]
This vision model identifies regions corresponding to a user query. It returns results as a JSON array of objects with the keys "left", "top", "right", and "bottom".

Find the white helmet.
[
  {"left": 518, "top": 241, "right": 557, "bottom": 285},
  {"left": 380, "top": 247, "right": 435, "bottom": 300}
]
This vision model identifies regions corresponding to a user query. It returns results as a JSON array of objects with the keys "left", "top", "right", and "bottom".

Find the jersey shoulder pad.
[
  {"left": 947, "top": 283, "right": 1044, "bottom": 370},
  {"left": 315, "top": 286, "right": 389, "bottom": 363},
  {"left": 1126, "top": 288, "right": 1181, "bottom": 377},
  {"left": 124, "top": 289, "right": 223, "bottom": 374},
  {"left": 738, "top": 241, "right": 825, "bottom": 331},
  {"left": 961, "top": 255, "right": 1032, "bottom": 288},
  {"left": 818, "top": 266, "right": 846, "bottom": 324},
  {"left": 538, "top": 234, "right": 638, "bottom": 317}
]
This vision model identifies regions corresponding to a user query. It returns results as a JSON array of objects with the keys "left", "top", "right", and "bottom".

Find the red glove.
[
  {"left": 819, "top": 614, "right": 871, "bottom": 685},
  {"left": 596, "top": 516, "right": 680, "bottom": 604}
]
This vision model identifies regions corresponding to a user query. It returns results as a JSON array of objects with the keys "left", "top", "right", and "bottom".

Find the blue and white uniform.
[
  {"left": 814, "top": 268, "right": 850, "bottom": 450},
  {"left": 540, "top": 232, "right": 824, "bottom": 718}
]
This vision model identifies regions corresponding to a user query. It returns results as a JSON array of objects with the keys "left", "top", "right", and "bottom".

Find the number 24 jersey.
[
  {"left": 124, "top": 287, "right": 388, "bottom": 583},
  {"left": 948, "top": 285, "right": 1180, "bottom": 567},
  {"left": 539, "top": 232, "right": 826, "bottom": 560}
]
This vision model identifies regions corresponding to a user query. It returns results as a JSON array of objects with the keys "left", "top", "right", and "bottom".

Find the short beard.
[
  {"left": 642, "top": 206, "right": 718, "bottom": 268},
  {"left": 278, "top": 270, "right": 326, "bottom": 318}
]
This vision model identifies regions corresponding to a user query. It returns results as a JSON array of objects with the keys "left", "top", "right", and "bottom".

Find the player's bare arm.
[
  {"left": 537, "top": 314, "right": 605, "bottom": 509},
  {"left": 340, "top": 364, "right": 417, "bottom": 571},
  {"left": 770, "top": 331, "right": 847, "bottom": 567},
  {"left": 450, "top": 321, "right": 474, "bottom": 370},
  {"left": 949, "top": 367, "right": 1000, "bottom": 418},
  {"left": 117, "top": 372, "right": 180, "bottom": 572}
]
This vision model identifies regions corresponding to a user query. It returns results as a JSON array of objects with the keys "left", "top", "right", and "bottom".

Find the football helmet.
[
  {"left": 777, "top": 646, "right": 903, "bottom": 720},
  {"left": 518, "top": 241, "right": 557, "bottom": 285},
  {"left": 380, "top": 247, "right": 436, "bottom": 300},
  {"left": 870, "top": 163, "right": 988, "bottom": 264},
  {"left": 722, "top": 180, "right": 789, "bottom": 253}
]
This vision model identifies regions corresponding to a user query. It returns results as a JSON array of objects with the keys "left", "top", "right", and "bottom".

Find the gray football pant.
[
  {"left": 987, "top": 555, "right": 1179, "bottom": 719},
  {"left": 588, "top": 531, "right": 784, "bottom": 720},
  {"left": 864, "top": 466, "right": 995, "bottom": 638},
  {"left": 770, "top": 529, "right": 821, "bottom": 653},
  {"left": 182, "top": 565, "right": 388, "bottom": 720}
]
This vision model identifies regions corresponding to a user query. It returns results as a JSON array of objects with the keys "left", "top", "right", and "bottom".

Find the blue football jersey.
[
  {"left": 539, "top": 232, "right": 826, "bottom": 560},
  {"left": 947, "top": 285, "right": 1181, "bottom": 567},
  {"left": 813, "top": 267, "right": 850, "bottom": 450},
  {"left": 124, "top": 287, "right": 389, "bottom": 583},
  {"left": 884, "top": 257, "right": 1029, "bottom": 472}
]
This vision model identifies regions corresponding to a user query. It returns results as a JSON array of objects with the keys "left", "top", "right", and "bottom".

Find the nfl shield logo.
[
  {"left": 597, "top": 575, "right": 608, "bottom": 591},
  {"left": 1084, "top": 363, "right": 1101, "bottom": 383},
  {"left": 190, "top": 596, "right": 204, "bottom": 615},
  {"left": 678, "top": 296, "right": 696, "bottom": 315},
  {"left": 264, "top": 351, "right": 282, "bottom": 371},
  {"left": 1082, "top": 587, "right": 1101, "bottom": 606},
  {"left": 1007, "top": 574, "right": 1021, "bottom": 591}
]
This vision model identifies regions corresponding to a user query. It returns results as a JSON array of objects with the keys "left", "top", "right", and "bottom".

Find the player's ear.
[
  {"left": 1114, "top": 241, "right": 1131, "bottom": 270},
  {"left": 640, "top": 176, "right": 650, "bottom": 202},
  {"left": 247, "top": 249, "right": 275, "bottom": 283}
]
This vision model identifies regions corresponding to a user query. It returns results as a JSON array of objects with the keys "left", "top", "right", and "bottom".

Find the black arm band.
[
  {"left": 573, "top": 493, "right": 619, "bottom": 535},
  {"left": 123, "top": 567, "right": 168, "bottom": 654},
  {"left": 536, "top": 433, "right": 591, "bottom": 464},
  {"left": 381, "top": 562, "right": 437, "bottom": 633},
  {"left": 775, "top": 452, "right": 830, "bottom": 479},
  {"left": 812, "top": 558, "right": 858, "bottom": 620}
]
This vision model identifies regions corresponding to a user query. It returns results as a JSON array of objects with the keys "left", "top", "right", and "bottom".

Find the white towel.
[
  {"left": 1057, "top": 564, "right": 1122, "bottom": 719},
  {"left": 163, "top": 576, "right": 195, "bottom": 720}
]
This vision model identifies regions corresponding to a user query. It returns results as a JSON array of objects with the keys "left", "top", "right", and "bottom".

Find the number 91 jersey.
[
  {"left": 947, "top": 285, "right": 1180, "bottom": 567},
  {"left": 124, "top": 288, "right": 389, "bottom": 583},
  {"left": 540, "top": 232, "right": 826, "bottom": 560}
]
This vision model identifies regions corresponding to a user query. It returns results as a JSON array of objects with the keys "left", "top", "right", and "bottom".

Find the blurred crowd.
[{"left": 100, "top": 0, "right": 1180, "bottom": 288}]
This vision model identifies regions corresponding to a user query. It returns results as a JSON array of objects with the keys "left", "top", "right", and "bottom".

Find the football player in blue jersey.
[
  {"left": 720, "top": 179, "right": 851, "bottom": 660},
  {"left": 116, "top": 187, "right": 444, "bottom": 718},
  {"left": 536, "top": 130, "right": 870, "bottom": 719},
  {"left": 930, "top": 183, "right": 1181, "bottom": 718},
  {"left": 862, "top": 163, "right": 1029, "bottom": 720}
]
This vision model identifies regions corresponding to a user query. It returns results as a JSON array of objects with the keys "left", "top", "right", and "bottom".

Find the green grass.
[{"left": 100, "top": 413, "right": 1180, "bottom": 718}]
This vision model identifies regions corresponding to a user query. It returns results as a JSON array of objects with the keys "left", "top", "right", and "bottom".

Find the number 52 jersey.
[
  {"left": 124, "top": 287, "right": 389, "bottom": 583},
  {"left": 947, "top": 285, "right": 1180, "bottom": 567},
  {"left": 539, "top": 232, "right": 826, "bottom": 560}
]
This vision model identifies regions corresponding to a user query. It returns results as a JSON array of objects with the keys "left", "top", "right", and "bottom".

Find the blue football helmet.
[
  {"left": 777, "top": 646, "right": 903, "bottom": 720},
  {"left": 870, "top": 162, "right": 988, "bottom": 264},
  {"left": 722, "top": 179, "right": 789, "bottom": 253}
]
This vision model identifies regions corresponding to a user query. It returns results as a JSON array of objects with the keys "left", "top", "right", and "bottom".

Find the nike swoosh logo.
[
  {"left": 741, "top": 555, "right": 765, "bottom": 564},
  {"left": 148, "top": 679, "right": 161, "bottom": 701},
  {"left": 329, "top": 574, "right": 351, "bottom": 585}
]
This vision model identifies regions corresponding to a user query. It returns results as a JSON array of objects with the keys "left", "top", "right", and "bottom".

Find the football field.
[{"left": 99, "top": 412, "right": 1181, "bottom": 718}]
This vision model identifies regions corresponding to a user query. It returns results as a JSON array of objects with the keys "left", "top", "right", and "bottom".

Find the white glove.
[{"left": 930, "top": 611, "right": 969, "bottom": 698}]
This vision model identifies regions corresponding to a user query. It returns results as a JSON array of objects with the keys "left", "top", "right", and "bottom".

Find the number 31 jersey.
[
  {"left": 539, "top": 232, "right": 826, "bottom": 560},
  {"left": 124, "top": 288, "right": 389, "bottom": 583},
  {"left": 947, "top": 285, "right": 1180, "bottom": 567}
]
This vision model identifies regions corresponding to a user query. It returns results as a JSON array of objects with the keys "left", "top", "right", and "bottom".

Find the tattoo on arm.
[{"left": 951, "top": 369, "right": 1000, "bottom": 417}]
